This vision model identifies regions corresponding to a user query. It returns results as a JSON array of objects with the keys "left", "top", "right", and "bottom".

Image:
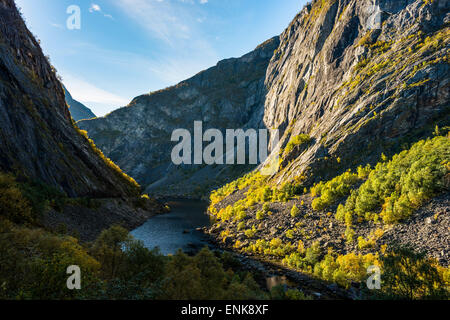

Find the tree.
[
  {"left": 91, "top": 225, "right": 133, "bottom": 279},
  {"left": 0, "top": 173, "right": 33, "bottom": 223},
  {"left": 291, "top": 204, "right": 300, "bottom": 218},
  {"left": 379, "top": 246, "right": 449, "bottom": 299}
]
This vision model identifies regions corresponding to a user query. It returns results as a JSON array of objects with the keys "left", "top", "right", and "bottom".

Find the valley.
[{"left": 0, "top": 0, "right": 448, "bottom": 301}]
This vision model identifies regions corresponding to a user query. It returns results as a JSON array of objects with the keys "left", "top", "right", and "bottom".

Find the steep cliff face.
[
  {"left": 204, "top": 0, "right": 450, "bottom": 276},
  {"left": 64, "top": 86, "right": 96, "bottom": 122},
  {"left": 263, "top": 0, "right": 449, "bottom": 185},
  {"left": 80, "top": 0, "right": 448, "bottom": 198},
  {"left": 78, "top": 37, "right": 280, "bottom": 197},
  {"left": 0, "top": 0, "right": 139, "bottom": 198}
]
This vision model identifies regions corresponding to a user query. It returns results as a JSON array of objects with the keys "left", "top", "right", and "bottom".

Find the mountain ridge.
[
  {"left": 260, "top": 0, "right": 449, "bottom": 187},
  {"left": 78, "top": 36, "right": 281, "bottom": 198},
  {"left": 79, "top": 0, "right": 449, "bottom": 199},
  {"left": 64, "top": 85, "right": 96, "bottom": 122},
  {"left": 0, "top": 0, "right": 166, "bottom": 241},
  {"left": 204, "top": 0, "right": 450, "bottom": 287},
  {"left": 0, "top": 0, "right": 140, "bottom": 198}
]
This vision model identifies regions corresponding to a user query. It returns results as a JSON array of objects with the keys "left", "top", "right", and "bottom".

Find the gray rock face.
[
  {"left": 80, "top": 0, "right": 449, "bottom": 197},
  {"left": 261, "top": 0, "right": 449, "bottom": 185},
  {"left": 78, "top": 37, "right": 280, "bottom": 197},
  {"left": 0, "top": 0, "right": 139, "bottom": 198},
  {"left": 63, "top": 86, "right": 96, "bottom": 122}
]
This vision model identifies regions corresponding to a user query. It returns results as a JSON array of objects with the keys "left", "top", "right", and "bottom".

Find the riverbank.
[
  {"left": 131, "top": 199, "right": 356, "bottom": 299},
  {"left": 199, "top": 226, "right": 356, "bottom": 300},
  {"left": 43, "top": 196, "right": 166, "bottom": 242}
]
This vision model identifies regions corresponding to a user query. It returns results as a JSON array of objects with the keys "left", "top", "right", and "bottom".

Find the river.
[
  {"left": 131, "top": 199, "right": 213, "bottom": 255},
  {"left": 131, "top": 199, "right": 344, "bottom": 297}
]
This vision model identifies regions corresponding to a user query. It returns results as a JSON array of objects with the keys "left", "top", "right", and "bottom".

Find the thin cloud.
[
  {"left": 113, "top": 0, "right": 219, "bottom": 83},
  {"left": 66, "top": 41, "right": 216, "bottom": 86},
  {"left": 114, "top": 0, "right": 191, "bottom": 43},
  {"left": 89, "top": 4, "right": 101, "bottom": 12},
  {"left": 50, "top": 22, "right": 64, "bottom": 29},
  {"left": 114, "top": 0, "right": 214, "bottom": 43},
  {"left": 89, "top": 3, "right": 114, "bottom": 19},
  {"left": 64, "top": 74, "right": 129, "bottom": 106}
]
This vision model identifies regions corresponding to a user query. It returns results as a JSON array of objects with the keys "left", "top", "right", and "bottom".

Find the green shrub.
[
  {"left": 311, "top": 170, "right": 361, "bottom": 211},
  {"left": 0, "top": 223, "right": 100, "bottom": 299},
  {"left": 237, "top": 221, "right": 246, "bottom": 231},
  {"left": 0, "top": 221, "right": 267, "bottom": 300},
  {"left": 161, "top": 248, "right": 266, "bottom": 300},
  {"left": 313, "top": 252, "right": 379, "bottom": 289},
  {"left": 286, "top": 229, "right": 295, "bottom": 239},
  {"left": 256, "top": 210, "right": 265, "bottom": 220},
  {"left": 291, "top": 205, "right": 300, "bottom": 217},
  {"left": 90, "top": 225, "right": 133, "bottom": 280},
  {"left": 304, "top": 242, "right": 321, "bottom": 266},
  {"left": 337, "top": 136, "right": 449, "bottom": 224},
  {"left": 284, "top": 134, "right": 311, "bottom": 155},
  {"left": 244, "top": 227, "right": 257, "bottom": 238},
  {"left": 378, "top": 246, "right": 449, "bottom": 299},
  {"left": 285, "top": 289, "right": 313, "bottom": 300},
  {"left": 270, "top": 285, "right": 313, "bottom": 300},
  {"left": 0, "top": 173, "right": 33, "bottom": 224}
]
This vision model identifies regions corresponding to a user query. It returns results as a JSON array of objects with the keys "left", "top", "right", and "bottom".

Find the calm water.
[
  {"left": 132, "top": 200, "right": 292, "bottom": 290},
  {"left": 131, "top": 200, "right": 212, "bottom": 255}
]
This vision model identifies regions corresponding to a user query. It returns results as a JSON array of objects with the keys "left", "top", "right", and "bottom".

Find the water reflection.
[{"left": 131, "top": 200, "right": 211, "bottom": 255}]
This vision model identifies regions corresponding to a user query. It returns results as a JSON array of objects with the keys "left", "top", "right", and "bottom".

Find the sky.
[{"left": 15, "top": 0, "right": 306, "bottom": 116}]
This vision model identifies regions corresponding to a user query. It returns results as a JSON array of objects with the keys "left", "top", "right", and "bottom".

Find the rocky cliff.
[
  {"left": 204, "top": 0, "right": 450, "bottom": 282},
  {"left": 261, "top": 0, "right": 449, "bottom": 186},
  {"left": 80, "top": 0, "right": 448, "bottom": 198},
  {"left": 0, "top": 0, "right": 139, "bottom": 198},
  {"left": 64, "top": 86, "right": 96, "bottom": 122},
  {"left": 78, "top": 37, "right": 280, "bottom": 198}
]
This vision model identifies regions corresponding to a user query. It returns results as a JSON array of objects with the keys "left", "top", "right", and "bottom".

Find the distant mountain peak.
[{"left": 63, "top": 85, "right": 96, "bottom": 122}]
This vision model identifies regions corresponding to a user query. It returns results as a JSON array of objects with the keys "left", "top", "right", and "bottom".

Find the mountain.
[
  {"left": 0, "top": 0, "right": 448, "bottom": 300},
  {"left": 77, "top": 0, "right": 450, "bottom": 288},
  {"left": 79, "top": 0, "right": 448, "bottom": 200},
  {"left": 63, "top": 86, "right": 96, "bottom": 121},
  {"left": 259, "top": 0, "right": 449, "bottom": 186},
  {"left": 0, "top": 0, "right": 139, "bottom": 198},
  {"left": 0, "top": 0, "right": 163, "bottom": 239},
  {"left": 205, "top": 0, "right": 450, "bottom": 285},
  {"left": 78, "top": 37, "right": 280, "bottom": 198}
]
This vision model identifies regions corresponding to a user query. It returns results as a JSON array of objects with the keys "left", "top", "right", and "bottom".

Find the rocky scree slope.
[
  {"left": 206, "top": 0, "right": 450, "bottom": 285},
  {"left": 78, "top": 37, "right": 280, "bottom": 198},
  {"left": 64, "top": 85, "right": 96, "bottom": 122}
]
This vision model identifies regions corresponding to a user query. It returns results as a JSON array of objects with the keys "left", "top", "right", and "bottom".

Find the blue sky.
[{"left": 15, "top": 0, "right": 306, "bottom": 116}]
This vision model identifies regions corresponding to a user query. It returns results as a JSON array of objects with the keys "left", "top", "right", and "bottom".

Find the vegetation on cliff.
[
  {"left": 207, "top": 133, "right": 450, "bottom": 299},
  {"left": 336, "top": 134, "right": 449, "bottom": 225}
]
